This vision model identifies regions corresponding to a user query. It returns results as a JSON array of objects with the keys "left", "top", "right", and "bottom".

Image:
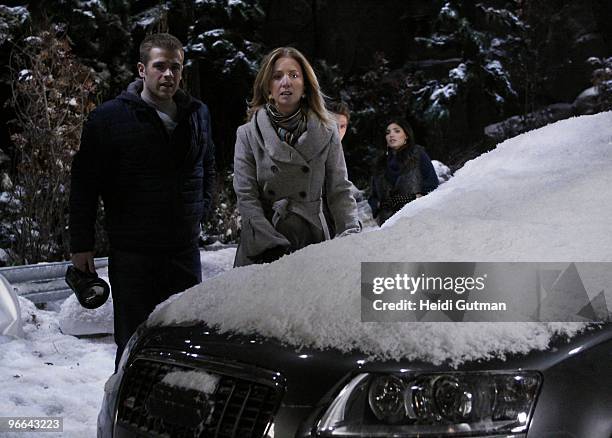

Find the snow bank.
[
  {"left": 58, "top": 269, "right": 113, "bottom": 336},
  {"left": 58, "top": 293, "right": 114, "bottom": 336},
  {"left": 0, "top": 297, "right": 115, "bottom": 437},
  {"left": 149, "top": 112, "right": 612, "bottom": 366}
]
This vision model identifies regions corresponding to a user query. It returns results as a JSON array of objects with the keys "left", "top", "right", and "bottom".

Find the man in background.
[{"left": 330, "top": 100, "right": 350, "bottom": 142}]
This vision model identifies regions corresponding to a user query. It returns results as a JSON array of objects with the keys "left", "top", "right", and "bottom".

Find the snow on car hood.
[{"left": 149, "top": 112, "right": 612, "bottom": 366}]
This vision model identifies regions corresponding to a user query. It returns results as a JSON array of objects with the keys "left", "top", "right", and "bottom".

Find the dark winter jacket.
[
  {"left": 368, "top": 144, "right": 438, "bottom": 225},
  {"left": 69, "top": 80, "right": 216, "bottom": 253}
]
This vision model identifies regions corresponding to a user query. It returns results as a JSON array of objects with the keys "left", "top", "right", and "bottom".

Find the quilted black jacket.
[{"left": 69, "top": 80, "right": 215, "bottom": 253}]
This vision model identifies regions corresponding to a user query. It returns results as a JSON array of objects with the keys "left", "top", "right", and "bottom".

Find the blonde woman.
[{"left": 233, "top": 47, "right": 360, "bottom": 266}]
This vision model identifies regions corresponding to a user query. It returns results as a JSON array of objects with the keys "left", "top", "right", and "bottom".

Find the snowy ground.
[{"left": 0, "top": 247, "right": 236, "bottom": 437}]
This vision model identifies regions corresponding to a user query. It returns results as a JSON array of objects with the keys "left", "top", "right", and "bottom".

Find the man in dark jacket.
[{"left": 69, "top": 33, "right": 215, "bottom": 369}]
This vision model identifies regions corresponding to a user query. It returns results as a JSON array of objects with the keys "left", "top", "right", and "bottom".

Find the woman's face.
[
  {"left": 268, "top": 56, "right": 305, "bottom": 115},
  {"left": 385, "top": 123, "right": 408, "bottom": 150}
]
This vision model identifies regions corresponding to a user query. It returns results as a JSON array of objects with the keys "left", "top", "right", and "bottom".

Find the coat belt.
[{"left": 270, "top": 197, "right": 331, "bottom": 240}]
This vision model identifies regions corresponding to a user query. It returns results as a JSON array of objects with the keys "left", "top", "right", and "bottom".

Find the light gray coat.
[{"left": 233, "top": 108, "right": 360, "bottom": 266}]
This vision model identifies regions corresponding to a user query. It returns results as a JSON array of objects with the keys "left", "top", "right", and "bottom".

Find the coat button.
[
  {"left": 268, "top": 190, "right": 276, "bottom": 196},
  {"left": 299, "top": 191, "right": 307, "bottom": 198},
  {"left": 301, "top": 166, "right": 309, "bottom": 173},
  {"left": 271, "top": 165, "right": 279, "bottom": 173}
]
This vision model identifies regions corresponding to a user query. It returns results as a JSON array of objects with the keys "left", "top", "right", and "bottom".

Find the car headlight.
[{"left": 317, "top": 371, "right": 540, "bottom": 437}]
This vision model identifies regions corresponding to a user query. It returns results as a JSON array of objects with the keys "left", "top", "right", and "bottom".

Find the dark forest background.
[{"left": 0, "top": 0, "right": 611, "bottom": 264}]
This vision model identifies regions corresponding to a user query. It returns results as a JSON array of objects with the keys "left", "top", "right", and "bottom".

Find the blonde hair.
[{"left": 247, "top": 47, "right": 332, "bottom": 125}]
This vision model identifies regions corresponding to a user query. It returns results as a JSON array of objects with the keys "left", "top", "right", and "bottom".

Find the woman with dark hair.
[
  {"left": 368, "top": 118, "right": 439, "bottom": 225},
  {"left": 233, "top": 47, "right": 360, "bottom": 267}
]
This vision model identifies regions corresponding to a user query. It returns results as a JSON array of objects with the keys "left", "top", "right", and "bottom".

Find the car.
[
  {"left": 98, "top": 113, "right": 612, "bottom": 437},
  {"left": 98, "top": 320, "right": 612, "bottom": 437}
]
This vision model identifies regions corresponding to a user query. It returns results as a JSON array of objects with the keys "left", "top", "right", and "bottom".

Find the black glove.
[{"left": 252, "top": 246, "right": 288, "bottom": 264}]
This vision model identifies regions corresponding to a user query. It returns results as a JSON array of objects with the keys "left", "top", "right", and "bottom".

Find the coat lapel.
[
  {"left": 254, "top": 109, "right": 333, "bottom": 164},
  {"left": 255, "top": 109, "right": 297, "bottom": 164},
  {"left": 294, "top": 113, "right": 333, "bottom": 162}
]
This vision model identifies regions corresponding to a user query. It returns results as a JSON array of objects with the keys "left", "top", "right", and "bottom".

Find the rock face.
[
  {"left": 574, "top": 86, "right": 604, "bottom": 115},
  {"left": 484, "top": 103, "right": 574, "bottom": 144}
]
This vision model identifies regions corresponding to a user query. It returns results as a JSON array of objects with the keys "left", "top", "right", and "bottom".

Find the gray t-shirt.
[
  {"left": 155, "top": 109, "right": 178, "bottom": 134},
  {"left": 141, "top": 92, "right": 178, "bottom": 134}
]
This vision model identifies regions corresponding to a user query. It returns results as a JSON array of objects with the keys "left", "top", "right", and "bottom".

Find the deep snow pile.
[{"left": 149, "top": 112, "right": 612, "bottom": 365}]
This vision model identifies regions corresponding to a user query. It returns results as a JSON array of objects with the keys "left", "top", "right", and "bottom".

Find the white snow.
[
  {"left": 440, "top": 2, "right": 458, "bottom": 19},
  {"left": 430, "top": 83, "right": 457, "bottom": 102},
  {"left": 73, "top": 8, "right": 95, "bottom": 19},
  {"left": 0, "top": 296, "right": 116, "bottom": 437},
  {"left": 82, "top": 0, "right": 104, "bottom": 9},
  {"left": 204, "top": 28, "right": 225, "bottom": 38},
  {"left": 449, "top": 63, "right": 467, "bottom": 81},
  {"left": 188, "top": 42, "right": 206, "bottom": 53},
  {"left": 212, "top": 40, "right": 234, "bottom": 51},
  {"left": 223, "top": 51, "right": 256, "bottom": 74},
  {"left": 20, "top": 36, "right": 40, "bottom": 46},
  {"left": 149, "top": 112, "right": 612, "bottom": 367},
  {"left": 18, "top": 69, "right": 32, "bottom": 81},
  {"left": 485, "top": 60, "right": 504, "bottom": 75},
  {"left": 161, "top": 369, "right": 219, "bottom": 394},
  {"left": 58, "top": 294, "right": 114, "bottom": 336},
  {"left": 576, "top": 86, "right": 598, "bottom": 100},
  {"left": 481, "top": 6, "right": 521, "bottom": 27},
  {"left": 0, "top": 248, "right": 236, "bottom": 437},
  {"left": 491, "top": 38, "right": 503, "bottom": 48},
  {"left": 485, "top": 60, "right": 517, "bottom": 97},
  {"left": 2, "top": 6, "right": 29, "bottom": 24},
  {"left": 432, "top": 160, "right": 452, "bottom": 183}
]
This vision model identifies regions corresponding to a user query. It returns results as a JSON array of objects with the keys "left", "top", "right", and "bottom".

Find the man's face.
[
  {"left": 335, "top": 114, "right": 349, "bottom": 141},
  {"left": 137, "top": 47, "right": 184, "bottom": 102}
]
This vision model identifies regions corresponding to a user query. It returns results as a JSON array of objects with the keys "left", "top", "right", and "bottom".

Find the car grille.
[{"left": 116, "top": 357, "right": 283, "bottom": 438}]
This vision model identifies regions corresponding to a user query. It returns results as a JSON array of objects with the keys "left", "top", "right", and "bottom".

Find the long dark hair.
[{"left": 374, "top": 117, "right": 419, "bottom": 173}]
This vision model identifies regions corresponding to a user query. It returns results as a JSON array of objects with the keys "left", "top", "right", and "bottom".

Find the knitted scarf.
[{"left": 265, "top": 103, "right": 307, "bottom": 146}]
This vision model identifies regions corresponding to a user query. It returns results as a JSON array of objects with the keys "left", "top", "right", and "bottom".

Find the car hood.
[{"left": 137, "top": 322, "right": 611, "bottom": 406}]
